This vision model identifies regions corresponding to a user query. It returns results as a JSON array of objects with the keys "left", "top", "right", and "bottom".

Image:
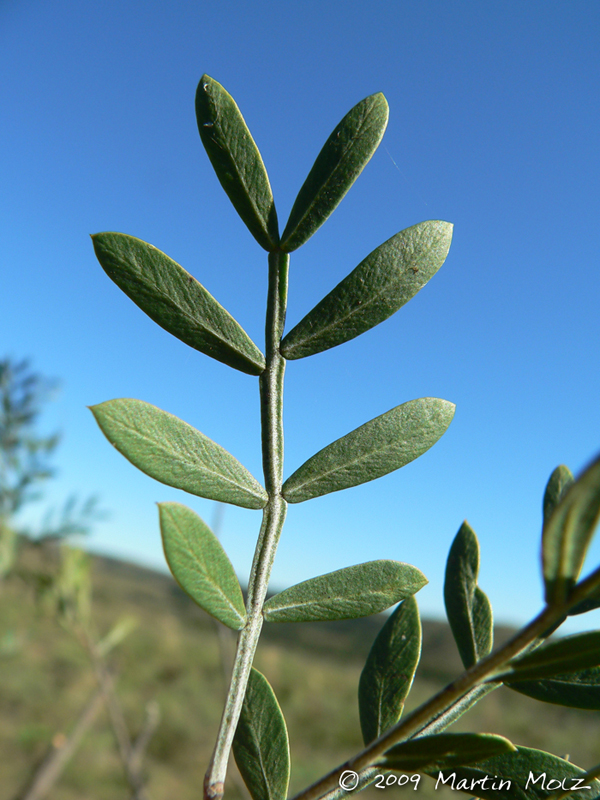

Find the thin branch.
[
  {"left": 291, "top": 566, "right": 600, "bottom": 800},
  {"left": 16, "top": 687, "right": 104, "bottom": 800}
]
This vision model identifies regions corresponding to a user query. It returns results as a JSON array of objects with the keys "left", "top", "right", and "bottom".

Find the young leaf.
[
  {"left": 196, "top": 75, "right": 278, "bottom": 251},
  {"left": 159, "top": 502, "right": 246, "bottom": 630},
  {"left": 233, "top": 668, "right": 290, "bottom": 800},
  {"left": 434, "top": 746, "right": 600, "bottom": 800},
  {"left": 92, "top": 233, "right": 265, "bottom": 376},
  {"left": 498, "top": 631, "right": 600, "bottom": 682},
  {"left": 542, "top": 453, "right": 600, "bottom": 606},
  {"left": 379, "top": 732, "right": 516, "bottom": 772},
  {"left": 358, "top": 596, "right": 421, "bottom": 745},
  {"left": 508, "top": 667, "right": 600, "bottom": 710},
  {"left": 281, "top": 221, "right": 453, "bottom": 360},
  {"left": 263, "top": 561, "right": 426, "bottom": 623},
  {"left": 543, "top": 465, "right": 574, "bottom": 526},
  {"left": 280, "top": 93, "right": 388, "bottom": 252},
  {"left": 281, "top": 398, "right": 455, "bottom": 503},
  {"left": 90, "top": 399, "right": 267, "bottom": 509},
  {"left": 444, "top": 521, "right": 493, "bottom": 669}
]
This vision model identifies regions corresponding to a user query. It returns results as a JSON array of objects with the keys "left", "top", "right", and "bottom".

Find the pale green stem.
[
  {"left": 292, "top": 564, "right": 600, "bottom": 800},
  {"left": 204, "top": 252, "right": 289, "bottom": 800}
]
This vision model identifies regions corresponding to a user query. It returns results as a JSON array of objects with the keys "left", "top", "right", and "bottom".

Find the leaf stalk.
[{"left": 205, "top": 252, "right": 289, "bottom": 799}]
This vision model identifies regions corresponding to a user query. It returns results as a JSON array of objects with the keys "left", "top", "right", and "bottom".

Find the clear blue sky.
[{"left": 2, "top": 0, "right": 600, "bottom": 632}]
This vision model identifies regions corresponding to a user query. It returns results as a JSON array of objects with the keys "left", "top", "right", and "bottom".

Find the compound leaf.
[
  {"left": 498, "top": 631, "right": 600, "bottom": 683},
  {"left": 263, "top": 560, "right": 426, "bottom": 623},
  {"left": 282, "top": 398, "right": 455, "bottom": 503},
  {"left": 233, "top": 668, "right": 290, "bottom": 800},
  {"left": 159, "top": 502, "right": 245, "bottom": 630},
  {"left": 196, "top": 75, "right": 278, "bottom": 251},
  {"left": 508, "top": 666, "right": 600, "bottom": 710},
  {"left": 92, "top": 232, "right": 265, "bottom": 376},
  {"left": 280, "top": 93, "right": 388, "bottom": 252},
  {"left": 433, "top": 746, "right": 600, "bottom": 800},
  {"left": 281, "top": 221, "right": 452, "bottom": 359},
  {"left": 359, "top": 596, "right": 421, "bottom": 744},
  {"left": 90, "top": 399, "right": 267, "bottom": 509},
  {"left": 444, "top": 521, "right": 493, "bottom": 669},
  {"left": 379, "top": 733, "right": 515, "bottom": 773},
  {"left": 542, "top": 453, "right": 600, "bottom": 606}
]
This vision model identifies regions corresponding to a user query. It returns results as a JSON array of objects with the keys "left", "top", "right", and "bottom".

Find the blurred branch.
[{"left": 16, "top": 687, "right": 105, "bottom": 800}]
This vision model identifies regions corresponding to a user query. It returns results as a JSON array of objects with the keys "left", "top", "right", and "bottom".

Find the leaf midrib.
[
  {"left": 285, "top": 411, "right": 434, "bottom": 496},
  {"left": 212, "top": 91, "right": 274, "bottom": 244},
  {"left": 115, "top": 246, "right": 261, "bottom": 364},
  {"left": 286, "top": 238, "right": 440, "bottom": 353},
  {"left": 285, "top": 100, "right": 379, "bottom": 241},
  {"left": 246, "top": 714, "right": 276, "bottom": 800},
  {"left": 175, "top": 514, "right": 244, "bottom": 626},
  {"left": 106, "top": 407, "right": 260, "bottom": 500},
  {"left": 266, "top": 590, "right": 390, "bottom": 616}
]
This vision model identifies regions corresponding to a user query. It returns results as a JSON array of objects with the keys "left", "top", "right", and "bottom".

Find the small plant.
[{"left": 91, "top": 76, "right": 600, "bottom": 800}]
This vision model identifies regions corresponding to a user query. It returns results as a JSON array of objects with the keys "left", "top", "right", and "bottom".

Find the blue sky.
[{"left": 2, "top": 0, "right": 600, "bottom": 632}]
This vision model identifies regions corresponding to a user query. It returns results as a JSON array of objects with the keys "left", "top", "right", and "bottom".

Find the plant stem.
[
  {"left": 292, "top": 565, "right": 600, "bottom": 800},
  {"left": 204, "top": 252, "right": 289, "bottom": 800},
  {"left": 318, "top": 684, "right": 503, "bottom": 800}
]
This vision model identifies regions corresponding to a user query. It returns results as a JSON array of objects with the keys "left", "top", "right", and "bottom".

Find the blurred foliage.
[
  {"left": 0, "top": 358, "right": 59, "bottom": 520},
  {"left": 2, "top": 541, "right": 599, "bottom": 800},
  {"left": 0, "top": 358, "right": 106, "bottom": 584}
]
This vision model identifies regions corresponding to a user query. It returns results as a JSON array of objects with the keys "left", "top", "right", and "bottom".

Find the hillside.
[{"left": 1, "top": 540, "right": 599, "bottom": 800}]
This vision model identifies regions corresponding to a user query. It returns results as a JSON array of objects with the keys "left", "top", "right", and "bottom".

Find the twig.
[
  {"left": 16, "top": 687, "right": 104, "bottom": 800},
  {"left": 291, "top": 564, "right": 600, "bottom": 800},
  {"left": 80, "top": 625, "right": 152, "bottom": 800}
]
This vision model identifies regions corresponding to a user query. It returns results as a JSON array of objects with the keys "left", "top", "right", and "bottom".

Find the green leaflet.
[
  {"left": 542, "top": 453, "right": 600, "bottom": 606},
  {"left": 90, "top": 399, "right": 267, "bottom": 510},
  {"left": 281, "top": 221, "right": 453, "bottom": 360},
  {"left": 233, "top": 668, "right": 290, "bottom": 800},
  {"left": 280, "top": 93, "right": 388, "bottom": 252},
  {"left": 379, "top": 733, "right": 515, "bottom": 773},
  {"left": 159, "top": 502, "right": 246, "bottom": 630},
  {"left": 195, "top": 75, "right": 279, "bottom": 251},
  {"left": 263, "top": 561, "right": 426, "bottom": 623},
  {"left": 508, "top": 666, "right": 600, "bottom": 710},
  {"left": 92, "top": 233, "right": 265, "bottom": 376},
  {"left": 543, "top": 465, "right": 574, "bottom": 526},
  {"left": 433, "top": 746, "right": 600, "bottom": 800},
  {"left": 358, "top": 596, "right": 421, "bottom": 745},
  {"left": 444, "top": 521, "right": 493, "bottom": 669},
  {"left": 498, "top": 631, "right": 600, "bottom": 682},
  {"left": 281, "top": 398, "right": 455, "bottom": 503}
]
